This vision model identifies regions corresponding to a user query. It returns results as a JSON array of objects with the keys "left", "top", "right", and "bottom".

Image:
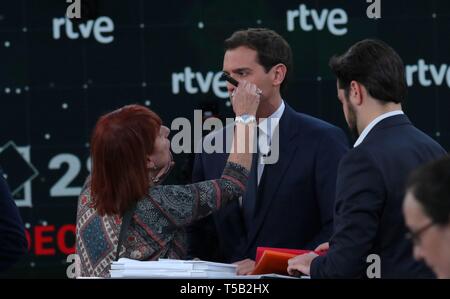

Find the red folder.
[{"left": 251, "top": 247, "right": 327, "bottom": 275}]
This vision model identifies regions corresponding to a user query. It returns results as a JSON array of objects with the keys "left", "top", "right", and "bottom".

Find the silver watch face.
[
  {"left": 241, "top": 115, "right": 251, "bottom": 121},
  {"left": 235, "top": 114, "right": 255, "bottom": 124}
]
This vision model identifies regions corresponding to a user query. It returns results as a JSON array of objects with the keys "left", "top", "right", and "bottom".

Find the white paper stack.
[{"left": 109, "top": 258, "right": 238, "bottom": 278}]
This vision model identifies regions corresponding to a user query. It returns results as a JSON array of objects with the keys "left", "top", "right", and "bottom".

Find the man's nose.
[
  {"left": 226, "top": 78, "right": 237, "bottom": 92},
  {"left": 228, "top": 84, "right": 236, "bottom": 95},
  {"left": 226, "top": 74, "right": 239, "bottom": 91}
]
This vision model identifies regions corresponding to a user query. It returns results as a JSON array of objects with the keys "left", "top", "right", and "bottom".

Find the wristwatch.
[{"left": 235, "top": 114, "right": 256, "bottom": 124}]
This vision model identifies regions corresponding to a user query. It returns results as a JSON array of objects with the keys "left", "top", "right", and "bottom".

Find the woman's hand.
[{"left": 231, "top": 80, "right": 261, "bottom": 117}]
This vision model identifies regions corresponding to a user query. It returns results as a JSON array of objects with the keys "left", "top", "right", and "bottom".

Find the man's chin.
[
  {"left": 427, "top": 262, "right": 443, "bottom": 278},
  {"left": 433, "top": 266, "right": 448, "bottom": 279}
]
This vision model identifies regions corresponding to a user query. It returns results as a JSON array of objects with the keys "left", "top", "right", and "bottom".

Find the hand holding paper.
[
  {"left": 251, "top": 247, "right": 327, "bottom": 276},
  {"left": 233, "top": 258, "right": 255, "bottom": 275},
  {"left": 287, "top": 252, "right": 319, "bottom": 276}
]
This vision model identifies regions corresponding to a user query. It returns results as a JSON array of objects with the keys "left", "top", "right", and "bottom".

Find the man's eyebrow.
[
  {"left": 221, "top": 68, "right": 252, "bottom": 75},
  {"left": 229, "top": 68, "right": 252, "bottom": 73}
]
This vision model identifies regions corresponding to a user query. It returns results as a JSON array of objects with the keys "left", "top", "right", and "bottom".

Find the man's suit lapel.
[{"left": 245, "top": 104, "right": 299, "bottom": 251}]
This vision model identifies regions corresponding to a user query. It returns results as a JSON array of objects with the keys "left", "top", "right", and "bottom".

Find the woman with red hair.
[{"left": 76, "top": 82, "right": 260, "bottom": 277}]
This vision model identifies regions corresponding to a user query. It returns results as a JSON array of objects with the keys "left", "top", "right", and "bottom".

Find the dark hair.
[
  {"left": 329, "top": 39, "right": 407, "bottom": 104},
  {"left": 224, "top": 28, "right": 293, "bottom": 94},
  {"left": 90, "top": 104, "right": 162, "bottom": 216},
  {"left": 406, "top": 156, "right": 450, "bottom": 225}
]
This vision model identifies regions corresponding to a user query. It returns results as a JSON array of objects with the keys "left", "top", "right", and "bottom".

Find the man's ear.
[
  {"left": 349, "top": 81, "right": 364, "bottom": 106},
  {"left": 272, "top": 64, "right": 287, "bottom": 87}
]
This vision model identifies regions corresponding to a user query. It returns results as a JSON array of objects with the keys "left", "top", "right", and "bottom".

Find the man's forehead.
[
  {"left": 224, "top": 47, "right": 258, "bottom": 64},
  {"left": 404, "top": 193, "right": 429, "bottom": 224},
  {"left": 225, "top": 45, "right": 257, "bottom": 56}
]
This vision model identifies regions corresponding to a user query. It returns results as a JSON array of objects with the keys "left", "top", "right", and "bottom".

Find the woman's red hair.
[{"left": 90, "top": 104, "right": 162, "bottom": 216}]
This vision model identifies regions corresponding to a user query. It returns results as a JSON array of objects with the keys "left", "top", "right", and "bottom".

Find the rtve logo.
[
  {"left": 406, "top": 59, "right": 450, "bottom": 88},
  {"left": 287, "top": 4, "right": 348, "bottom": 36},
  {"left": 52, "top": 16, "right": 115, "bottom": 44},
  {"left": 171, "top": 67, "right": 229, "bottom": 99}
]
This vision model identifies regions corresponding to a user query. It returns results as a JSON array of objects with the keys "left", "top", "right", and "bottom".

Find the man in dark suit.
[
  {"left": 187, "top": 28, "right": 349, "bottom": 274},
  {"left": 403, "top": 156, "right": 450, "bottom": 279},
  {"left": 287, "top": 39, "right": 447, "bottom": 278},
  {"left": 0, "top": 166, "right": 27, "bottom": 271}
]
